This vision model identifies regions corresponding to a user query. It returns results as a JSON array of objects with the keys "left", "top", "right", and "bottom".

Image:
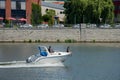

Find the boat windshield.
[{"left": 38, "top": 46, "right": 48, "bottom": 56}]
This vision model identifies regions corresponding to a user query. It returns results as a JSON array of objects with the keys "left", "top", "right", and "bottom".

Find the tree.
[
  {"left": 31, "top": 3, "right": 42, "bottom": 25},
  {"left": 64, "top": 0, "right": 87, "bottom": 24},
  {"left": 64, "top": 0, "right": 114, "bottom": 24},
  {"left": 42, "top": 9, "right": 55, "bottom": 25},
  {"left": 85, "top": 0, "right": 102, "bottom": 23},
  {"left": 84, "top": 0, "right": 95, "bottom": 23},
  {"left": 101, "top": 0, "right": 114, "bottom": 24},
  {"left": 42, "top": 14, "right": 51, "bottom": 22}
]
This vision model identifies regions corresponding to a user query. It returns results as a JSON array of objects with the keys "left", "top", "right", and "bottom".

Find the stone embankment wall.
[
  {"left": 0, "top": 28, "right": 120, "bottom": 42},
  {"left": 81, "top": 29, "right": 120, "bottom": 42}
]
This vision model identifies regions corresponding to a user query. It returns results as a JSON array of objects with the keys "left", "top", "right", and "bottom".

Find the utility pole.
[{"left": 74, "top": 14, "right": 76, "bottom": 24}]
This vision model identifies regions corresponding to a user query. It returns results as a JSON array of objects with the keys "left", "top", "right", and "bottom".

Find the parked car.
[
  {"left": 20, "top": 24, "right": 33, "bottom": 28},
  {"left": 37, "top": 24, "right": 48, "bottom": 28},
  {"left": 52, "top": 24, "right": 64, "bottom": 28},
  {"left": 99, "top": 24, "right": 111, "bottom": 28},
  {"left": 73, "top": 24, "right": 80, "bottom": 28},
  {"left": 115, "top": 24, "right": 120, "bottom": 28},
  {"left": 86, "top": 24, "right": 97, "bottom": 28}
]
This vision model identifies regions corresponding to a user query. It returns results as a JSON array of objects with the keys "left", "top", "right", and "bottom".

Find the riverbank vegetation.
[{"left": 1, "top": 39, "right": 120, "bottom": 43}]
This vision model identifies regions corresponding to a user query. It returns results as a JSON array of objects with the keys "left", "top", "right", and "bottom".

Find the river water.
[{"left": 0, "top": 43, "right": 120, "bottom": 80}]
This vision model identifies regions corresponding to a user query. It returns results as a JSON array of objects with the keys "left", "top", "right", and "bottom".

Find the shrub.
[
  {"left": 65, "top": 39, "right": 77, "bottom": 43},
  {"left": 29, "top": 39, "right": 32, "bottom": 43},
  {"left": 38, "top": 40, "right": 41, "bottom": 43},
  {"left": 57, "top": 39, "right": 60, "bottom": 43},
  {"left": 93, "top": 39, "right": 96, "bottom": 43}
]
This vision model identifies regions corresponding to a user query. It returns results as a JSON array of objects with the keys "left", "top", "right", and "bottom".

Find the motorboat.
[
  {"left": 0, "top": 46, "right": 71, "bottom": 68},
  {"left": 26, "top": 46, "right": 72, "bottom": 64}
]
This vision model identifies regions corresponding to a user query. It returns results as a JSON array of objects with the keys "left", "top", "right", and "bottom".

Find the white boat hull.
[
  {"left": 34, "top": 55, "right": 67, "bottom": 64},
  {"left": 26, "top": 52, "right": 71, "bottom": 64}
]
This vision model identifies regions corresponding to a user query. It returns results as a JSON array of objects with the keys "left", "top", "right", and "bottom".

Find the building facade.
[
  {"left": 42, "top": 0, "right": 64, "bottom": 5},
  {"left": 41, "top": 1, "right": 64, "bottom": 23},
  {"left": 42, "top": 0, "right": 64, "bottom": 1},
  {"left": 0, "top": 0, "right": 119, "bottom": 24},
  {"left": 0, "top": 0, "right": 40, "bottom": 24},
  {"left": 113, "top": 0, "right": 120, "bottom": 22}
]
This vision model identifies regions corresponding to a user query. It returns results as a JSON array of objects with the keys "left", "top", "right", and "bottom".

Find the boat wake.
[{"left": 0, "top": 61, "right": 64, "bottom": 68}]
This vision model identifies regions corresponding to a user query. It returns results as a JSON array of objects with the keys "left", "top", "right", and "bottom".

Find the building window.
[
  {"left": 60, "top": 11, "right": 62, "bottom": 14},
  {"left": 11, "top": 1, "right": 25, "bottom": 10},
  {"left": 16, "top": 1, "right": 21, "bottom": 10},
  {"left": 119, "top": 6, "right": 120, "bottom": 10},
  {"left": 60, "top": 11, "right": 64, "bottom": 14},
  {"left": 0, "top": 1, "right": 5, "bottom": 9},
  {"left": 11, "top": 1, "right": 16, "bottom": 9},
  {"left": 21, "top": 2, "right": 26, "bottom": 10},
  {"left": 46, "top": 8, "right": 49, "bottom": 12}
]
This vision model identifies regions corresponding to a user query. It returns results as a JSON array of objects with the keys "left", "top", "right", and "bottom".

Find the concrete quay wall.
[
  {"left": 81, "top": 29, "right": 120, "bottom": 42},
  {"left": 0, "top": 29, "right": 120, "bottom": 42}
]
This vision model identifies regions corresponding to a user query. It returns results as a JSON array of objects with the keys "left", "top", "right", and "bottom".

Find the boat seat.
[{"left": 40, "top": 51, "right": 48, "bottom": 56}]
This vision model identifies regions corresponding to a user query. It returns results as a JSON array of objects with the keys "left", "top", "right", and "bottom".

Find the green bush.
[
  {"left": 38, "top": 40, "right": 41, "bottom": 43},
  {"left": 65, "top": 39, "right": 76, "bottom": 43},
  {"left": 57, "top": 39, "right": 60, "bottom": 43},
  {"left": 93, "top": 39, "right": 96, "bottom": 43},
  {"left": 5, "top": 24, "right": 11, "bottom": 28},
  {"left": 29, "top": 39, "right": 32, "bottom": 43}
]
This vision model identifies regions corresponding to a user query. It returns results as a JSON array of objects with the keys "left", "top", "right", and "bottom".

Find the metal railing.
[{"left": 0, "top": 23, "right": 120, "bottom": 30}]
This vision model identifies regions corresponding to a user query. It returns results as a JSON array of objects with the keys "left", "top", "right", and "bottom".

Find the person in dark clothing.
[
  {"left": 48, "top": 46, "right": 54, "bottom": 53},
  {"left": 66, "top": 46, "right": 70, "bottom": 52}
]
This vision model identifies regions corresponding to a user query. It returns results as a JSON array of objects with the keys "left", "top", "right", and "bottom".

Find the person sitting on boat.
[
  {"left": 48, "top": 46, "right": 54, "bottom": 53},
  {"left": 66, "top": 46, "right": 70, "bottom": 52}
]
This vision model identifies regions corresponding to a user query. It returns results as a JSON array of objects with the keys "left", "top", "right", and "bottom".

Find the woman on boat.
[{"left": 48, "top": 46, "right": 54, "bottom": 53}]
